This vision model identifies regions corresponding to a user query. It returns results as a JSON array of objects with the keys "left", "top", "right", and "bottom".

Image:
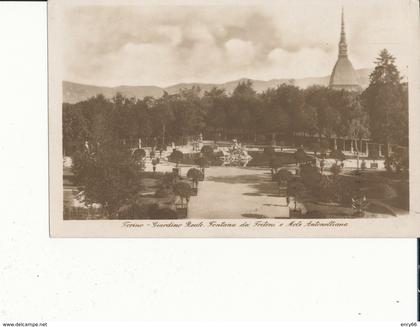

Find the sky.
[{"left": 60, "top": 0, "right": 411, "bottom": 87}]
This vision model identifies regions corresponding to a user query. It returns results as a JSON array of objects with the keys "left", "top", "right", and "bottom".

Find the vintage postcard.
[{"left": 49, "top": 0, "right": 420, "bottom": 237}]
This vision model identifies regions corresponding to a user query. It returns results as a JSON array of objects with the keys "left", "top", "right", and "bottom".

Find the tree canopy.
[{"left": 64, "top": 50, "right": 407, "bottom": 158}]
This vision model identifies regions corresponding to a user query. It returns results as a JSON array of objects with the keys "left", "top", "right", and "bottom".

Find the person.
[
  {"left": 152, "top": 158, "right": 158, "bottom": 172},
  {"left": 320, "top": 159, "right": 325, "bottom": 174}
]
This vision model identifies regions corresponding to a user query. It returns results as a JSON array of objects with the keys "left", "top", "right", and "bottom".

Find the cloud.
[
  {"left": 268, "top": 48, "right": 335, "bottom": 79},
  {"left": 225, "top": 39, "right": 256, "bottom": 66},
  {"left": 61, "top": 1, "right": 410, "bottom": 86}
]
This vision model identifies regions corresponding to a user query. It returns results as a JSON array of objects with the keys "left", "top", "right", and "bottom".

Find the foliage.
[
  {"left": 317, "top": 176, "right": 340, "bottom": 203},
  {"left": 187, "top": 168, "right": 204, "bottom": 181},
  {"left": 117, "top": 202, "right": 152, "bottom": 219},
  {"left": 200, "top": 145, "right": 214, "bottom": 157},
  {"left": 72, "top": 142, "right": 143, "bottom": 217},
  {"left": 287, "top": 179, "right": 305, "bottom": 197},
  {"left": 64, "top": 54, "right": 407, "bottom": 156},
  {"left": 329, "top": 149, "right": 346, "bottom": 162},
  {"left": 169, "top": 149, "right": 184, "bottom": 165},
  {"left": 132, "top": 148, "right": 146, "bottom": 159},
  {"left": 274, "top": 169, "right": 293, "bottom": 184},
  {"left": 362, "top": 49, "right": 408, "bottom": 163},
  {"left": 195, "top": 155, "right": 210, "bottom": 168},
  {"left": 173, "top": 182, "right": 192, "bottom": 203},
  {"left": 304, "top": 210, "right": 326, "bottom": 218},
  {"left": 154, "top": 187, "right": 172, "bottom": 198},
  {"left": 263, "top": 146, "right": 276, "bottom": 158},
  {"left": 149, "top": 205, "right": 178, "bottom": 219},
  {"left": 388, "top": 146, "right": 409, "bottom": 173},
  {"left": 330, "top": 163, "right": 342, "bottom": 176},
  {"left": 369, "top": 144, "right": 380, "bottom": 160},
  {"left": 294, "top": 148, "right": 310, "bottom": 164},
  {"left": 159, "top": 172, "right": 180, "bottom": 188},
  {"left": 300, "top": 164, "right": 322, "bottom": 189},
  {"left": 365, "top": 183, "right": 397, "bottom": 199}
]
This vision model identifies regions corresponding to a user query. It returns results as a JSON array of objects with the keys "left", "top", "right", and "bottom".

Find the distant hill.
[{"left": 63, "top": 68, "right": 372, "bottom": 104}]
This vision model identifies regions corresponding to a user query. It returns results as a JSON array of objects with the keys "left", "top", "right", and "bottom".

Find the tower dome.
[{"left": 329, "top": 9, "right": 361, "bottom": 92}]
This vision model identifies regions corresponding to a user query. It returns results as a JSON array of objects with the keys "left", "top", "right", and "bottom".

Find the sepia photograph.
[{"left": 48, "top": 0, "right": 419, "bottom": 236}]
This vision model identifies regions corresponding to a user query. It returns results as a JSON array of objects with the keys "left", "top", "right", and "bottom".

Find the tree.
[
  {"left": 132, "top": 148, "right": 146, "bottom": 160},
  {"left": 62, "top": 103, "right": 90, "bottom": 155},
  {"left": 195, "top": 155, "right": 209, "bottom": 174},
  {"left": 329, "top": 149, "right": 345, "bottom": 164},
  {"left": 346, "top": 93, "right": 369, "bottom": 169},
  {"left": 300, "top": 164, "right": 322, "bottom": 189},
  {"left": 274, "top": 169, "right": 293, "bottom": 185},
  {"left": 330, "top": 163, "right": 342, "bottom": 177},
  {"left": 229, "top": 80, "right": 262, "bottom": 141},
  {"left": 152, "top": 91, "right": 175, "bottom": 147},
  {"left": 72, "top": 142, "right": 143, "bottom": 218},
  {"left": 304, "top": 86, "right": 331, "bottom": 140},
  {"left": 302, "top": 104, "right": 318, "bottom": 137},
  {"left": 187, "top": 168, "right": 204, "bottom": 188},
  {"left": 362, "top": 49, "right": 408, "bottom": 169},
  {"left": 173, "top": 182, "right": 192, "bottom": 206},
  {"left": 151, "top": 158, "right": 159, "bottom": 172},
  {"left": 173, "top": 87, "right": 205, "bottom": 144},
  {"left": 274, "top": 84, "right": 305, "bottom": 143},
  {"left": 200, "top": 145, "right": 214, "bottom": 158},
  {"left": 260, "top": 88, "right": 290, "bottom": 143},
  {"left": 318, "top": 176, "right": 339, "bottom": 203},
  {"left": 294, "top": 148, "right": 310, "bottom": 165},
  {"left": 202, "top": 87, "right": 229, "bottom": 139},
  {"left": 263, "top": 146, "right": 276, "bottom": 178},
  {"left": 388, "top": 145, "right": 408, "bottom": 173},
  {"left": 132, "top": 148, "right": 146, "bottom": 171},
  {"left": 169, "top": 149, "right": 184, "bottom": 167}
]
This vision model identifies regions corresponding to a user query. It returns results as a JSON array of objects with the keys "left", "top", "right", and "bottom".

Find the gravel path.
[{"left": 187, "top": 166, "right": 290, "bottom": 219}]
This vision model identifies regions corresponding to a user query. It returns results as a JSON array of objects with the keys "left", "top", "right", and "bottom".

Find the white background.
[{"left": 0, "top": 2, "right": 417, "bottom": 322}]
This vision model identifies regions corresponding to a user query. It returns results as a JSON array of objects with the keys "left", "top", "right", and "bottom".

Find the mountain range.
[{"left": 63, "top": 68, "right": 372, "bottom": 104}]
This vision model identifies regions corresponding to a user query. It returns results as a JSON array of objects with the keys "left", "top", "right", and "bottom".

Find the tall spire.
[{"left": 338, "top": 7, "right": 348, "bottom": 57}]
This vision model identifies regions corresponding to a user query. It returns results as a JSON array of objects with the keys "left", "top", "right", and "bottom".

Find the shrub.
[
  {"left": 154, "top": 207, "right": 178, "bottom": 219},
  {"left": 168, "top": 149, "right": 183, "bottom": 165},
  {"left": 132, "top": 148, "right": 146, "bottom": 160},
  {"left": 304, "top": 210, "right": 326, "bottom": 218},
  {"left": 329, "top": 149, "right": 345, "bottom": 162},
  {"left": 365, "top": 183, "right": 397, "bottom": 199},
  {"left": 195, "top": 156, "right": 210, "bottom": 168},
  {"left": 294, "top": 148, "right": 309, "bottom": 164},
  {"left": 317, "top": 176, "right": 340, "bottom": 203},
  {"left": 159, "top": 172, "right": 180, "bottom": 188},
  {"left": 336, "top": 177, "right": 362, "bottom": 205},
  {"left": 117, "top": 202, "right": 164, "bottom": 219},
  {"left": 200, "top": 145, "right": 214, "bottom": 157},
  {"left": 287, "top": 179, "right": 305, "bottom": 197},
  {"left": 388, "top": 146, "right": 409, "bottom": 173},
  {"left": 263, "top": 146, "right": 275, "bottom": 158},
  {"left": 187, "top": 168, "right": 204, "bottom": 181},
  {"left": 274, "top": 169, "right": 293, "bottom": 184},
  {"left": 300, "top": 164, "right": 321, "bottom": 189},
  {"left": 117, "top": 203, "right": 150, "bottom": 219},
  {"left": 147, "top": 204, "right": 177, "bottom": 219},
  {"left": 330, "top": 163, "right": 341, "bottom": 176},
  {"left": 173, "top": 181, "right": 192, "bottom": 203},
  {"left": 72, "top": 145, "right": 143, "bottom": 217},
  {"left": 155, "top": 186, "right": 172, "bottom": 198}
]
